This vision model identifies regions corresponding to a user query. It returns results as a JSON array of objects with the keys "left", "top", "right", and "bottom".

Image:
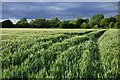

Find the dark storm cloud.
[
  {"left": 2, "top": 0, "right": 119, "bottom": 2},
  {"left": 2, "top": 2, "right": 118, "bottom": 20}
]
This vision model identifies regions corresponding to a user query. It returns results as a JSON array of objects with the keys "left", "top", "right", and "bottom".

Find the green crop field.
[{"left": 1, "top": 28, "right": 120, "bottom": 79}]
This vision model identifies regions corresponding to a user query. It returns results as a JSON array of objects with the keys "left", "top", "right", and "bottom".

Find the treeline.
[{"left": 1, "top": 14, "right": 120, "bottom": 29}]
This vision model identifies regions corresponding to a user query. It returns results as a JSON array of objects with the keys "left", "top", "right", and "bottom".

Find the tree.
[
  {"left": 113, "top": 15, "right": 120, "bottom": 28},
  {"left": 2, "top": 20, "right": 14, "bottom": 28},
  {"left": 1, "top": 14, "right": 119, "bottom": 29},
  {"left": 75, "top": 17, "right": 89, "bottom": 28},
  {"left": 94, "top": 25, "right": 99, "bottom": 29},
  {"left": 114, "top": 15, "right": 119, "bottom": 22},
  {"left": 110, "top": 17, "right": 116, "bottom": 23},
  {"left": 67, "top": 20, "right": 76, "bottom": 24},
  {"left": 100, "top": 18, "right": 110, "bottom": 28},
  {"left": 113, "top": 22, "right": 119, "bottom": 29},
  {"left": 75, "top": 18, "right": 85, "bottom": 28},
  {"left": 89, "top": 14, "right": 104, "bottom": 28},
  {"left": 49, "top": 17, "right": 60, "bottom": 28},
  {"left": 0, "top": 22, "right": 2, "bottom": 28},
  {"left": 108, "top": 22, "right": 114, "bottom": 28},
  {"left": 16, "top": 18, "right": 29, "bottom": 28},
  {"left": 30, "top": 18, "right": 48, "bottom": 28},
  {"left": 59, "top": 21, "right": 75, "bottom": 29},
  {"left": 84, "top": 18, "right": 89, "bottom": 23},
  {"left": 81, "top": 22, "right": 90, "bottom": 29}
]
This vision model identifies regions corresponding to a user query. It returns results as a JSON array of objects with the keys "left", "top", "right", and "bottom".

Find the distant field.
[{"left": 1, "top": 28, "right": 119, "bottom": 78}]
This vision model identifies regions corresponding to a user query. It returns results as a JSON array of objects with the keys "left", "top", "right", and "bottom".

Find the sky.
[
  {"left": 1, "top": 2, "right": 118, "bottom": 23},
  {"left": 2, "top": 0, "right": 120, "bottom": 2}
]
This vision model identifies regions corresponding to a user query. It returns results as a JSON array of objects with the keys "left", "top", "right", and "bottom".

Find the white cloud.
[
  {"left": 2, "top": 0, "right": 119, "bottom": 2},
  {"left": 0, "top": 18, "right": 19, "bottom": 24},
  {"left": 0, "top": 18, "right": 31, "bottom": 24},
  {"left": 46, "top": 6, "right": 66, "bottom": 11}
]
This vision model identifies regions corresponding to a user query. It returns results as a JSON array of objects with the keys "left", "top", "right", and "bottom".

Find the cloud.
[
  {"left": 0, "top": 18, "right": 31, "bottom": 24},
  {"left": 2, "top": 2, "right": 118, "bottom": 21},
  {"left": 2, "top": 0, "right": 120, "bottom": 2},
  {"left": 0, "top": 18, "right": 19, "bottom": 24}
]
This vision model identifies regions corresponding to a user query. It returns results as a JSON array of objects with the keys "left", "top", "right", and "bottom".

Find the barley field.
[{"left": 1, "top": 28, "right": 119, "bottom": 79}]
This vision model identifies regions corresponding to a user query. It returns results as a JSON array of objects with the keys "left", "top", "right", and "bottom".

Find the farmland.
[{"left": 1, "top": 28, "right": 119, "bottom": 79}]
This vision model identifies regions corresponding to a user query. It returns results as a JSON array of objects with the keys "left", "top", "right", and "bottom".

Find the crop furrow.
[
  {"left": 2, "top": 34, "right": 73, "bottom": 69},
  {"left": 97, "top": 30, "right": 119, "bottom": 78},
  {"left": 2, "top": 30, "right": 104, "bottom": 78},
  {"left": 2, "top": 30, "right": 94, "bottom": 69},
  {"left": 3, "top": 30, "right": 94, "bottom": 78},
  {"left": 63, "top": 30, "right": 93, "bottom": 35},
  {"left": 2, "top": 29, "right": 105, "bottom": 77},
  {"left": 44, "top": 41, "right": 89, "bottom": 78},
  {"left": 46, "top": 30, "right": 107, "bottom": 78},
  {"left": 6, "top": 35, "right": 90, "bottom": 78}
]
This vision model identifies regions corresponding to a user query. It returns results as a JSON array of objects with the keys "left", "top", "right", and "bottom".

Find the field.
[{"left": 1, "top": 28, "right": 120, "bottom": 79}]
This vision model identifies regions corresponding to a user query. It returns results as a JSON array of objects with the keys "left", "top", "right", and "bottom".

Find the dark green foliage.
[
  {"left": 89, "top": 14, "right": 104, "bottom": 28},
  {"left": 16, "top": 18, "right": 30, "bottom": 28},
  {"left": 113, "top": 22, "right": 119, "bottom": 29},
  {"left": 59, "top": 22, "right": 75, "bottom": 29},
  {"left": 2, "top": 20, "right": 14, "bottom": 28},
  {"left": 2, "top": 14, "right": 119, "bottom": 29},
  {"left": 75, "top": 17, "right": 88, "bottom": 28},
  {"left": 81, "top": 22, "right": 90, "bottom": 29},
  {"left": 108, "top": 22, "right": 114, "bottom": 28},
  {"left": 30, "top": 18, "right": 48, "bottom": 28},
  {"left": 100, "top": 18, "right": 111, "bottom": 28},
  {"left": 49, "top": 17, "right": 60, "bottom": 28}
]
